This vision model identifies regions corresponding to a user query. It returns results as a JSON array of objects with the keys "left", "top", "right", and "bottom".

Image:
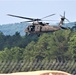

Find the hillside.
[
  {"left": 63, "top": 21, "right": 76, "bottom": 28},
  {"left": 0, "top": 21, "right": 76, "bottom": 36},
  {"left": 0, "top": 22, "right": 29, "bottom": 36}
]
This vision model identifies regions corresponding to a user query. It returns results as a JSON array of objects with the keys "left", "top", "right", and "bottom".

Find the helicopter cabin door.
[{"left": 35, "top": 25, "right": 41, "bottom": 32}]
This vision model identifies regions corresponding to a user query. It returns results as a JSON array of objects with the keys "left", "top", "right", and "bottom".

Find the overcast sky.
[{"left": 0, "top": 0, "right": 76, "bottom": 25}]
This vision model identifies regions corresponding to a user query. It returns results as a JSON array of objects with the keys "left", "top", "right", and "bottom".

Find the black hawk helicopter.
[{"left": 7, "top": 12, "right": 70, "bottom": 36}]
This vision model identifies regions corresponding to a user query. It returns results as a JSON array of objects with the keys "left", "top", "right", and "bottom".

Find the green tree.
[
  {"left": 11, "top": 47, "right": 24, "bottom": 61},
  {"left": 23, "top": 41, "right": 36, "bottom": 61},
  {"left": 0, "top": 47, "right": 24, "bottom": 61},
  {"left": 0, "top": 48, "right": 13, "bottom": 61},
  {"left": 34, "top": 30, "right": 71, "bottom": 61},
  {"left": 49, "top": 30, "right": 71, "bottom": 61},
  {"left": 68, "top": 31, "right": 76, "bottom": 61},
  {"left": 0, "top": 32, "right": 5, "bottom": 50}
]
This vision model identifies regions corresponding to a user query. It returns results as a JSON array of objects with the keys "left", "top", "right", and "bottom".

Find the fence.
[{"left": 0, "top": 60, "right": 76, "bottom": 74}]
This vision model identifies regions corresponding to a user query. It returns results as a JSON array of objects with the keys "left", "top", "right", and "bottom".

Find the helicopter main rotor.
[{"left": 7, "top": 14, "right": 55, "bottom": 22}]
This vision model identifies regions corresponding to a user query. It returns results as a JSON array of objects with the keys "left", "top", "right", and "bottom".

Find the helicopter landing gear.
[{"left": 26, "top": 32, "right": 30, "bottom": 36}]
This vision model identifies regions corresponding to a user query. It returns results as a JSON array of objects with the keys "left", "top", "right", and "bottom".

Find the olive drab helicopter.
[{"left": 7, "top": 12, "right": 70, "bottom": 36}]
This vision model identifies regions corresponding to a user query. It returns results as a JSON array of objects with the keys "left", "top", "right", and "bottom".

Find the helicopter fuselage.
[{"left": 25, "top": 23, "right": 61, "bottom": 35}]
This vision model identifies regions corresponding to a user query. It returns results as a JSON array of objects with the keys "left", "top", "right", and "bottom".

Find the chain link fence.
[{"left": 0, "top": 60, "right": 76, "bottom": 74}]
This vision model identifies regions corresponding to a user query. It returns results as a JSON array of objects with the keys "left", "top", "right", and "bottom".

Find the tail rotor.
[
  {"left": 59, "top": 11, "right": 70, "bottom": 29},
  {"left": 60, "top": 11, "right": 70, "bottom": 22}
]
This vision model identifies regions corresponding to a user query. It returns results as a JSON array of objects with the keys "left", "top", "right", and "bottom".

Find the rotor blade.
[
  {"left": 7, "top": 14, "right": 34, "bottom": 20},
  {"left": 41, "top": 20, "right": 59, "bottom": 21},
  {"left": 60, "top": 15, "right": 65, "bottom": 18},
  {"left": 41, "top": 14, "right": 55, "bottom": 19},
  {"left": 60, "top": 11, "right": 65, "bottom": 17},
  {"left": 20, "top": 21, "right": 31, "bottom": 23},
  {"left": 65, "top": 18, "right": 70, "bottom": 22},
  {"left": 60, "top": 15, "right": 63, "bottom": 17},
  {"left": 25, "top": 21, "right": 33, "bottom": 22},
  {"left": 64, "top": 11, "right": 65, "bottom": 17}
]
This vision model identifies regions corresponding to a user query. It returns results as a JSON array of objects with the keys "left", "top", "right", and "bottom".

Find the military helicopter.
[{"left": 7, "top": 12, "right": 70, "bottom": 36}]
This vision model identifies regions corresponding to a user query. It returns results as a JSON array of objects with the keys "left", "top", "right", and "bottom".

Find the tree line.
[{"left": 0, "top": 26, "right": 76, "bottom": 61}]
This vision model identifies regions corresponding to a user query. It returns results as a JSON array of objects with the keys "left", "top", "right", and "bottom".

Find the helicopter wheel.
[{"left": 26, "top": 32, "right": 30, "bottom": 36}]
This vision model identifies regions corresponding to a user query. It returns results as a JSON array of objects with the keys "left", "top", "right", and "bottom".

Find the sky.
[{"left": 0, "top": 0, "right": 76, "bottom": 25}]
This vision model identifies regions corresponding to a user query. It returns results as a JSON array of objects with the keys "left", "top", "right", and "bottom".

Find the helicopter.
[{"left": 7, "top": 12, "right": 70, "bottom": 36}]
